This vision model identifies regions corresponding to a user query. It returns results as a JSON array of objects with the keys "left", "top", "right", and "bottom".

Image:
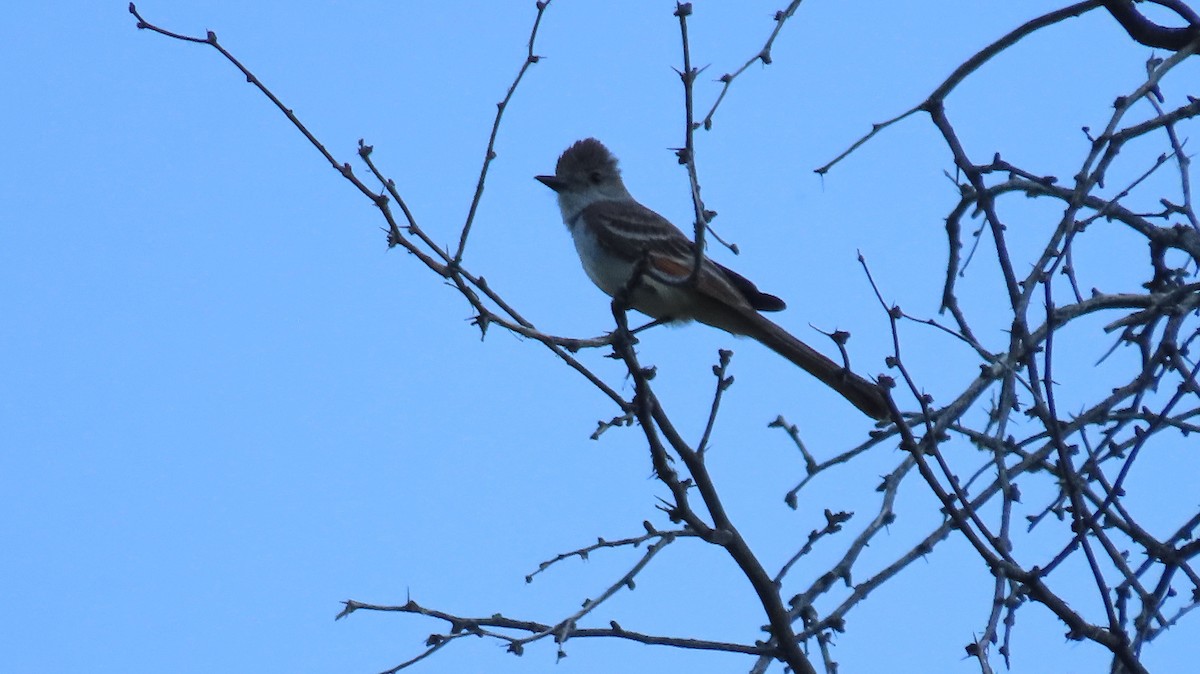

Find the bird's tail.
[{"left": 741, "top": 312, "right": 889, "bottom": 420}]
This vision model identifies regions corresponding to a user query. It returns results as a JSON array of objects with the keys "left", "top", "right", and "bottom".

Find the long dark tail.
[{"left": 742, "top": 313, "right": 889, "bottom": 420}]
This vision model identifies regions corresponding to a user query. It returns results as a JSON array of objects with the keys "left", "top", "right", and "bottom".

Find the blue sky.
[{"left": 3, "top": 2, "right": 1197, "bottom": 672}]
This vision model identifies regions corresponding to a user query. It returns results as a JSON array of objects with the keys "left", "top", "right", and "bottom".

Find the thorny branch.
[
  {"left": 130, "top": 1, "right": 628, "bottom": 412},
  {"left": 815, "top": 2, "right": 1200, "bottom": 671}
]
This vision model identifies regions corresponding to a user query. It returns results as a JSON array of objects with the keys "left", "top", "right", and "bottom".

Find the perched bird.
[{"left": 536, "top": 138, "right": 887, "bottom": 420}]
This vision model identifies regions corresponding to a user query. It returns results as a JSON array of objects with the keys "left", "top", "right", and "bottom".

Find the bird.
[{"left": 535, "top": 138, "right": 888, "bottom": 420}]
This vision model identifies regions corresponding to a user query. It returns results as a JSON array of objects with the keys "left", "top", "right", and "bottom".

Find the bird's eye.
[{"left": 588, "top": 171, "right": 603, "bottom": 184}]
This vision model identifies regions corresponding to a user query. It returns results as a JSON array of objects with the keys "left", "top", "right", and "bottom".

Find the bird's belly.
[{"left": 571, "top": 229, "right": 697, "bottom": 322}]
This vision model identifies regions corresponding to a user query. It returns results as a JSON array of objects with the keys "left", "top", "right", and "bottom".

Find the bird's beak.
[{"left": 535, "top": 175, "right": 565, "bottom": 193}]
